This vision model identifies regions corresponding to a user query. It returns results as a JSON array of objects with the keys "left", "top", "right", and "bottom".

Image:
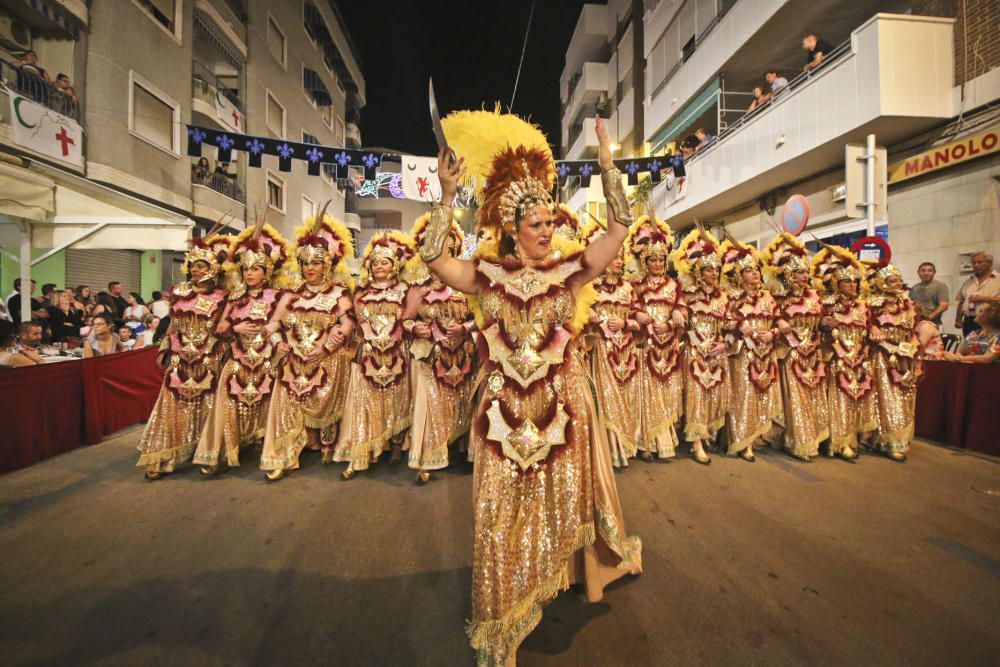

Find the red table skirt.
[
  {"left": 915, "top": 360, "right": 1000, "bottom": 456},
  {"left": 0, "top": 347, "right": 162, "bottom": 473}
]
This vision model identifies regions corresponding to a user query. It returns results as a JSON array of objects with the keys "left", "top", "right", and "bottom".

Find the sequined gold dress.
[
  {"left": 194, "top": 287, "right": 279, "bottom": 467},
  {"left": 634, "top": 275, "right": 686, "bottom": 458},
  {"left": 725, "top": 286, "right": 783, "bottom": 454},
  {"left": 136, "top": 283, "right": 227, "bottom": 472},
  {"left": 775, "top": 287, "right": 829, "bottom": 457},
  {"left": 333, "top": 280, "right": 412, "bottom": 470},
  {"left": 407, "top": 281, "right": 476, "bottom": 470},
  {"left": 868, "top": 293, "right": 918, "bottom": 453},
  {"left": 260, "top": 282, "right": 353, "bottom": 471},
  {"left": 467, "top": 250, "right": 641, "bottom": 666},
  {"left": 822, "top": 294, "right": 877, "bottom": 454},
  {"left": 681, "top": 285, "right": 729, "bottom": 442},
  {"left": 588, "top": 275, "right": 640, "bottom": 466}
]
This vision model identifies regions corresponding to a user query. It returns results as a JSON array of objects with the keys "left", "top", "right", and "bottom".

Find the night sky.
[{"left": 337, "top": 0, "right": 594, "bottom": 158}]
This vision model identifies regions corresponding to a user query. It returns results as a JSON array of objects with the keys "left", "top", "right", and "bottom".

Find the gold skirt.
[
  {"left": 406, "top": 359, "right": 474, "bottom": 471},
  {"left": 682, "top": 348, "right": 728, "bottom": 442},
  {"left": 590, "top": 342, "right": 641, "bottom": 466},
  {"left": 827, "top": 374, "right": 877, "bottom": 454},
  {"left": 870, "top": 352, "right": 916, "bottom": 453},
  {"left": 726, "top": 349, "right": 782, "bottom": 454},
  {"left": 777, "top": 358, "right": 829, "bottom": 457},
  {"left": 259, "top": 346, "right": 352, "bottom": 471},
  {"left": 468, "top": 356, "right": 642, "bottom": 666},
  {"left": 332, "top": 361, "right": 412, "bottom": 471},
  {"left": 192, "top": 364, "right": 270, "bottom": 467},
  {"left": 636, "top": 347, "right": 683, "bottom": 459}
]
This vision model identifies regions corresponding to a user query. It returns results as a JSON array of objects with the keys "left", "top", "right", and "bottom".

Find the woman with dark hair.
[
  {"left": 83, "top": 314, "right": 124, "bottom": 357},
  {"left": 73, "top": 285, "right": 91, "bottom": 312},
  {"left": 123, "top": 292, "right": 148, "bottom": 330},
  {"left": 92, "top": 291, "right": 115, "bottom": 318},
  {"left": 419, "top": 110, "right": 641, "bottom": 664}
]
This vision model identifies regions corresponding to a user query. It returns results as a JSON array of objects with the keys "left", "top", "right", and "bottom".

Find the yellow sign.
[{"left": 888, "top": 127, "right": 999, "bottom": 184}]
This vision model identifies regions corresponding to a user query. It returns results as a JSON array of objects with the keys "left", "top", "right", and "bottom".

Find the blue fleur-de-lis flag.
[{"left": 553, "top": 156, "right": 680, "bottom": 187}]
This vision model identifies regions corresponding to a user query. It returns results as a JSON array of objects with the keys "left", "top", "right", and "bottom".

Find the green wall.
[
  {"left": 0, "top": 249, "right": 65, "bottom": 296},
  {"left": 140, "top": 250, "right": 163, "bottom": 302}
]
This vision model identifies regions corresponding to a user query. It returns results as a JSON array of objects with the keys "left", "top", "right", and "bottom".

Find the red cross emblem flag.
[
  {"left": 214, "top": 91, "right": 244, "bottom": 133},
  {"left": 10, "top": 93, "right": 84, "bottom": 168}
]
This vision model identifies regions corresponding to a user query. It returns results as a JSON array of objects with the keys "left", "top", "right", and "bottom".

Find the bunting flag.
[{"left": 185, "top": 124, "right": 682, "bottom": 196}]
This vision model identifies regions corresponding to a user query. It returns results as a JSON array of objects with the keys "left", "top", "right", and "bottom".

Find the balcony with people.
[{"left": 648, "top": 12, "right": 956, "bottom": 223}]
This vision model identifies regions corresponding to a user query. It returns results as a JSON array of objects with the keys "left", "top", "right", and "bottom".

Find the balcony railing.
[
  {"left": 192, "top": 167, "right": 246, "bottom": 204},
  {"left": 0, "top": 59, "right": 82, "bottom": 123},
  {"left": 192, "top": 60, "right": 243, "bottom": 112}
]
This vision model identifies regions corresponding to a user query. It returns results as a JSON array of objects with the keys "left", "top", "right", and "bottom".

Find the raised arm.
[
  {"left": 577, "top": 115, "right": 631, "bottom": 285},
  {"left": 420, "top": 149, "right": 478, "bottom": 294}
]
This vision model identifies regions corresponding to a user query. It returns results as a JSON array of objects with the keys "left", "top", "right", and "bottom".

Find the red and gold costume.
[
  {"left": 194, "top": 224, "right": 290, "bottom": 470},
  {"left": 431, "top": 108, "right": 641, "bottom": 666},
  {"left": 674, "top": 229, "right": 729, "bottom": 446},
  {"left": 260, "top": 211, "right": 355, "bottom": 476},
  {"left": 866, "top": 263, "right": 918, "bottom": 460},
  {"left": 137, "top": 233, "right": 231, "bottom": 477},
  {"left": 629, "top": 216, "right": 685, "bottom": 460},
  {"left": 720, "top": 239, "right": 783, "bottom": 457},
  {"left": 404, "top": 212, "right": 477, "bottom": 474},
  {"left": 812, "top": 246, "right": 876, "bottom": 458},
  {"left": 333, "top": 232, "right": 415, "bottom": 475},
  {"left": 764, "top": 233, "right": 829, "bottom": 459}
]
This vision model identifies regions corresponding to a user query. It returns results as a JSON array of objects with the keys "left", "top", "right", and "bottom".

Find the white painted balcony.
[
  {"left": 563, "top": 63, "right": 610, "bottom": 126},
  {"left": 561, "top": 4, "right": 610, "bottom": 99},
  {"left": 345, "top": 122, "right": 361, "bottom": 148},
  {"left": 565, "top": 117, "right": 598, "bottom": 161},
  {"left": 651, "top": 14, "right": 956, "bottom": 224}
]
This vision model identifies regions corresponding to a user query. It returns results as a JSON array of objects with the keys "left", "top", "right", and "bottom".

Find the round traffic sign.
[
  {"left": 781, "top": 194, "right": 810, "bottom": 236},
  {"left": 850, "top": 236, "right": 891, "bottom": 265}
]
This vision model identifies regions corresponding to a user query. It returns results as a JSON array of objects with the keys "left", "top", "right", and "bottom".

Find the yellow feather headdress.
[
  {"left": 719, "top": 238, "right": 763, "bottom": 289},
  {"left": 292, "top": 201, "right": 355, "bottom": 287},
  {"left": 359, "top": 230, "right": 416, "bottom": 285},
  {"left": 671, "top": 227, "right": 721, "bottom": 279},
  {"left": 809, "top": 243, "right": 866, "bottom": 294},
  {"left": 225, "top": 222, "right": 293, "bottom": 289}
]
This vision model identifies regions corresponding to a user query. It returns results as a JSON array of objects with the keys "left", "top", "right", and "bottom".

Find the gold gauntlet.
[
  {"left": 601, "top": 167, "right": 633, "bottom": 227},
  {"left": 419, "top": 205, "right": 453, "bottom": 263}
]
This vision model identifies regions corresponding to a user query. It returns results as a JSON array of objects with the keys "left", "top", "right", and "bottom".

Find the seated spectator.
[
  {"left": 913, "top": 303, "right": 944, "bottom": 360},
  {"left": 695, "top": 128, "right": 715, "bottom": 151},
  {"left": 192, "top": 157, "right": 211, "bottom": 183},
  {"left": 942, "top": 303, "right": 1000, "bottom": 363},
  {"left": 747, "top": 84, "right": 771, "bottom": 112},
  {"left": 123, "top": 292, "right": 149, "bottom": 330},
  {"left": 138, "top": 315, "right": 160, "bottom": 348},
  {"left": 91, "top": 291, "right": 116, "bottom": 318},
  {"left": 803, "top": 33, "right": 835, "bottom": 73},
  {"left": 0, "top": 321, "right": 43, "bottom": 367},
  {"left": 118, "top": 324, "right": 137, "bottom": 351},
  {"left": 765, "top": 70, "right": 788, "bottom": 95},
  {"left": 83, "top": 314, "right": 124, "bottom": 358},
  {"left": 80, "top": 315, "right": 93, "bottom": 338},
  {"left": 16, "top": 320, "right": 43, "bottom": 353},
  {"left": 149, "top": 290, "right": 171, "bottom": 319},
  {"left": 48, "top": 289, "right": 84, "bottom": 343}
]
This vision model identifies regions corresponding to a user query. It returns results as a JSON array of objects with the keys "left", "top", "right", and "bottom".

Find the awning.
[
  {"left": 303, "top": 67, "right": 332, "bottom": 108},
  {"left": 0, "top": 161, "right": 55, "bottom": 221},
  {"left": 17, "top": 0, "right": 83, "bottom": 39},
  {"left": 650, "top": 76, "right": 721, "bottom": 155}
]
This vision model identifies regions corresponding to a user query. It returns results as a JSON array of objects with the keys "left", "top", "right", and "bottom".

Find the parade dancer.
[
  {"left": 194, "top": 220, "right": 290, "bottom": 475},
  {"left": 260, "top": 207, "right": 355, "bottom": 481},
  {"left": 420, "top": 109, "right": 640, "bottom": 666},
  {"left": 137, "top": 232, "right": 231, "bottom": 480}
]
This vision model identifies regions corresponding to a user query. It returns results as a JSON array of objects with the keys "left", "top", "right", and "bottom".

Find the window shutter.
[{"left": 133, "top": 83, "right": 174, "bottom": 151}]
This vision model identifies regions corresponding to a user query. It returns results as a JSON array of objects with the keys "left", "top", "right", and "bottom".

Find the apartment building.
[
  {"left": 637, "top": 0, "right": 999, "bottom": 334},
  {"left": 0, "top": 0, "right": 364, "bottom": 304}
]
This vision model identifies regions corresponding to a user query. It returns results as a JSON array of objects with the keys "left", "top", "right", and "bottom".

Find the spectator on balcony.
[
  {"left": 679, "top": 135, "right": 699, "bottom": 159},
  {"left": 149, "top": 291, "right": 171, "bottom": 319},
  {"left": 747, "top": 84, "right": 771, "bottom": 113},
  {"left": 123, "top": 292, "right": 149, "bottom": 330},
  {"left": 83, "top": 314, "right": 124, "bottom": 358},
  {"left": 803, "top": 33, "right": 835, "bottom": 73},
  {"left": 15, "top": 50, "right": 52, "bottom": 104},
  {"left": 48, "top": 289, "right": 83, "bottom": 343},
  {"left": 192, "top": 157, "right": 211, "bottom": 183},
  {"left": 765, "top": 70, "right": 788, "bottom": 95},
  {"left": 695, "top": 128, "right": 715, "bottom": 151}
]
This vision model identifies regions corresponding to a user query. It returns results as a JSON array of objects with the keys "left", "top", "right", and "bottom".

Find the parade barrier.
[
  {"left": 0, "top": 347, "right": 161, "bottom": 473},
  {"left": 915, "top": 360, "right": 1000, "bottom": 456}
]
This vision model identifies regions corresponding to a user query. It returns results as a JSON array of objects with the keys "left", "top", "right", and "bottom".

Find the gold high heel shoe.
[
  {"left": 739, "top": 448, "right": 755, "bottom": 462},
  {"left": 639, "top": 451, "right": 654, "bottom": 463},
  {"left": 888, "top": 451, "right": 907, "bottom": 462},
  {"left": 144, "top": 469, "right": 163, "bottom": 481},
  {"left": 199, "top": 465, "right": 219, "bottom": 476},
  {"left": 341, "top": 466, "right": 356, "bottom": 481},
  {"left": 692, "top": 449, "right": 712, "bottom": 465},
  {"left": 265, "top": 468, "right": 287, "bottom": 482},
  {"left": 416, "top": 471, "right": 430, "bottom": 483}
]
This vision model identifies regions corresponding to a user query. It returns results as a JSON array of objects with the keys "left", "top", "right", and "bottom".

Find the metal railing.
[
  {"left": 192, "top": 165, "right": 246, "bottom": 204},
  {"left": 0, "top": 58, "right": 82, "bottom": 123},
  {"left": 191, "top": 60, "right": 243, "bottom": 112},
  {"left": 651, "top": 0, "right": 740, "bottom": 100}
]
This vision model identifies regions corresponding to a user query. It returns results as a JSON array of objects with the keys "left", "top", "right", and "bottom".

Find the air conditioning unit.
[{"left": 0, "top": 14, "right": 31, "bottom": 52}]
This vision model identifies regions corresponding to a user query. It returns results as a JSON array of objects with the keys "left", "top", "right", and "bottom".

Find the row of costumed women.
[{"left": 135, "top": 203, "right": 918, "bottom": 484}]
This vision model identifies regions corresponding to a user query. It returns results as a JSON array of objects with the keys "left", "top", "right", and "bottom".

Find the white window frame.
[
  {"left": 335, "top": 114, "right": 345, "bottom": 146},
  {"left": 128, "top": 70, "right": 181, "bottom": 157},
  {"left": 301, "top": 194, "right": 316, "bottom": 220},
  {"left": 267, "top": 12, "right": 287, "bottom": 70},
  {"left": 131, "top": 0, "right": 183, "bottom": 44},
  {"left": 266, "top": 170, "right": 286, "bottom": 214},
  {"left": 322, "top": 103, "right": 334, "bottom": 130},
  {"left": 265, "top": 89, "right": 286, "bottom": 139}
]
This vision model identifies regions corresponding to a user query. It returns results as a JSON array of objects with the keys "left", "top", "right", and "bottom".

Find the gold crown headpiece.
[
  {"left": 672, "top": 226, "right": 721, "bottom": 278},
  {"left": 292, "top": 201, "right": 355, "bottom": 280},
  {"left": 360, "top": 231, "right": 416, "bottom": 283},
  {"left": 763, "top": 232, "right": 810, "bottom": 280},
  {"left": 720, "top": 238, "right": 763, "bottom": 287}
]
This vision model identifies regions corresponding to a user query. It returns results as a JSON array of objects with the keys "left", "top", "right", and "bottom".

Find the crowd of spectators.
[
  {"left": 11, "top": 50, "right": 79, "bottom": 117},
  {"left": 191, "top": 158, "right": 245, "bottom": 200},
  {"left": 0, "top": 279, "right": 167, "bottom": 366}
]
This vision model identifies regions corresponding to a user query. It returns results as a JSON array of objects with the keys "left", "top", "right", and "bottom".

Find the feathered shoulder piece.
[
  {"left": 441, "top": 106, "right": 555, "bottom": 239},
  {"left": 360, "top": 230, "right": 416, "bottom": 284}
]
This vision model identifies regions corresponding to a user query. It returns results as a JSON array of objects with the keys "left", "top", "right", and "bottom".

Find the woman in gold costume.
[
  {"left": 587, "top": 243, "right": 640, "bottom": 466},
  {"left": 420, "top": 109, "right": 641, "bottom": 666},
  {"left": 812, "top": 245, "right": 876, "bottom": 461},
  {"left": 404, "top": 212, "right": 476, "bottom": 482},
  {"left": 673, "top": 228, "right": 727, "bottom": 465},
  {"left": 866, "top": 263, "right": 918, "bottom": 462},
  {"left": 334, "top": 231, "right": 415, "bottom": 480},
  {"left": 194, "top": 222, "right": 290, "bottom": 475},
  {"left": 259, "top": 209, "right": 355, "bottom": 481},
  {"left": 137, "top": 232, "right": 231, "bottom": 480},
  {"left": 629, "top": 216, "right": 686, "bottom": 462},
  {"left": 719, "top": 239, "right": 782, "bottom": 462},
  {"left": 764, "top": 233, "right": 829, "bottom": 461}
]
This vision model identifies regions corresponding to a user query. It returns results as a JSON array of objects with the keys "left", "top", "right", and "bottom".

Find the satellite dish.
[{"left": 781, "top": 194, "right": 810, "bottom": 236}]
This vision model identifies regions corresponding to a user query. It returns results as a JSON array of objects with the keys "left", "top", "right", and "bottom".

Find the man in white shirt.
[{"left": 955, "top": 252, "right": 1000, "bottom": 335}]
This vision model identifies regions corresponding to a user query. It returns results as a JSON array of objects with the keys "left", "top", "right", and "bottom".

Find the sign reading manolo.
[{"left": 888, "top": 127, "right": 999, "bottom": 184}]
